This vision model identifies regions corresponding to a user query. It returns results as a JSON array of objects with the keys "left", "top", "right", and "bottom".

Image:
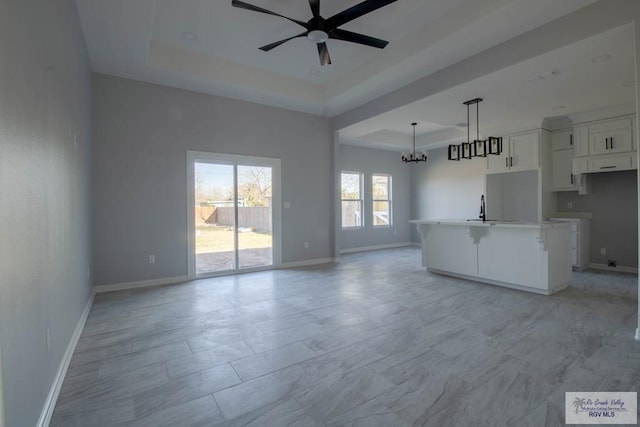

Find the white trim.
[
  {"left": 95, "top": 276, "right": 188, "bottom": 293},
  {"left": 278, "top": 258, "right": 336, "bottom": 269},
  {"left": 635, "top": 328, "right": 640, "bottom": 341},
  {"left": 37, "top": 289, "right": 96, "bottom": 427},
  {"left": 340, "top": 242, "right": 413, "bottom": 254},
  {"left": 587, "top": 263, "right": 638, "bottom": 274}
]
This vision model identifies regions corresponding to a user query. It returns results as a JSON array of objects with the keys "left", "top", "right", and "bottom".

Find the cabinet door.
[
  {"left": 552, "top": 149, "right": 576, "bottom": 190},
  {"left": 551, "top": 130, "right": 573, "bottom": 151},
  {"left": 587, "top": 153, "right": 634, "bottom": 172},
  {"left": 589, "top": 129, "right": 633, "bottom": 155},
  {"left": 509, "top": 132, "right": 539, "bottom": 171},
  {"left": 573, "top": 125, "right": 589, "bottom": 157},
  {"left": 486, "top": 149, "right": 510, "bottom": 173}
]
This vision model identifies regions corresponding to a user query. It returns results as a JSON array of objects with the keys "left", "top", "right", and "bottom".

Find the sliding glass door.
[{"left": 188, "top": 152, "right": 281, "bottom": 278}]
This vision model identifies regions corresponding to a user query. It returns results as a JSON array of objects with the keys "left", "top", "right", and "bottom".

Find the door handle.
[
  {"left": 605, "top": 137, "right": 609, "bottom": 150},
  {"left": 610, "top": 136, "right": 613, "bottom": 149},
  {"left": 570, "top": 174, "right": 573, "bottom": 184},
  {"left": 570, "top": 134, "right": 573, "bottom": 146},
  {"left": 600, "top": 165, "right": 616, "bottom": 169},
  {"left": 505, "top": 157, "right": 508, "bottom": 168},
  {"left": 510, "top": 157, "right": 513, "bottom": 167}
]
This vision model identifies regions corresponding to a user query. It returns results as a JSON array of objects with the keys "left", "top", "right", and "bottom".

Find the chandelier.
[
  {"left": 448, "top": 98, "right": 502, "bottom": 161},
  {"left": 402, "top": 122, "right": 427, "bottom": 163}
]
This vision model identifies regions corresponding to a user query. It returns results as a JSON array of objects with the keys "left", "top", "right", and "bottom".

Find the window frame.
[
  {"left": 340, "top": 171, "right": 364, "bottom": 229},
  {"left": 371, "top": 173, "right": 392, "bottom": 228}
]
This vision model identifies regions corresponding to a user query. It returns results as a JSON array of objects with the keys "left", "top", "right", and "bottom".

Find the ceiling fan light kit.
[
  {"left": 402, "top": 122, "right": 427, "bottom": 164},
  {"left": 231, "top": 0, "right": 396, "bottom": 66},
  {"left": 448, "top": 98, "right": 503, "bottom": 161}
]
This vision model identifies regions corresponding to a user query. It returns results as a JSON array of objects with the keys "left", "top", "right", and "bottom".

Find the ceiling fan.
[{"left": 231, "top": 0, "right": 397, "bottom": 66}]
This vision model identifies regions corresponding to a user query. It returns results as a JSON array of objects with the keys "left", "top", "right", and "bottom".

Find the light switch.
[{"left": 284, "top": 202, "right": 291, "bottom": 209}]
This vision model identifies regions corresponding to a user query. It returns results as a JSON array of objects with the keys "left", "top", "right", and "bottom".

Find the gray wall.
[
  {"left": 339, "top": 145, "right": 412, "bottom": 250},
  {"left": 93, "top": 74, "right": 333, "bottom": 286},
  {"left": 557, "top": 171, "right": 638, "bottom": 268},
  {"left": 0, "top": 1, "right": 93, "bottom": 426},
  {"left": 411, "top": 147, "right": 486, "bottom": 240},
  {"left": 486, "top": 170, "right": 539, "bottom": 222}
]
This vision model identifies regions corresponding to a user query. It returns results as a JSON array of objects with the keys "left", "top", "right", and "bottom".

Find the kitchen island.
[{"left": 410, "top": 220, "right": 572, "bottom": 295}]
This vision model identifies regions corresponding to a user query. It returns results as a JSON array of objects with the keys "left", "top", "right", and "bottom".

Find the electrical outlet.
[
  {"left": 567, "top": 202, "right": 573, "bottom": 209},
  {"left": 284, "top": 202, "right": 291, "bottom": 209},
  {"left": 149, "top": 254, "right": 156, "bottom": 264},
  {"left": 304, "top": 242, "right": 309, "bottom": 249},
  {"left": 600, "top": 248, "right": 606, "bottom": 255}
]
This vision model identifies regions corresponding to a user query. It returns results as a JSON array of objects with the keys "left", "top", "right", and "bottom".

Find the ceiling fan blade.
[
  {"left": 329, "top": 28, "right": 388, "bottom": 49},
  {"left": 308, "top": 0, "right": 320, "bottom": 18},
  {"left": 324, "top": 0, "right": 397, "bottom": 31},
  {"left": 317, "top": 42, "right": 331, "bottom": 66},
  {"left": 259, "top": 32, "right": 308, "bottom": 51},
  {"left": 231, "top": 0, "right": 310, "bottom": 29}
]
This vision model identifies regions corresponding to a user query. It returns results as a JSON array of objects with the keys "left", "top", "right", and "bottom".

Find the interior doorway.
[{"left": 187, "top": 151, "right": 281, "bottom": 278}]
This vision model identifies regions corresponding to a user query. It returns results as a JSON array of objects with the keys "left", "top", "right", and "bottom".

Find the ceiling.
[
  {"left": 75, "top": 0, "right": 603, "bottom": 118},
  {"left": 339, "top": 23, "right": 636, "bottom": 152}
]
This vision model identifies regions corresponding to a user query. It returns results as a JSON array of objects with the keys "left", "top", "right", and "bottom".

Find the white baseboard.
[
  {"left": 37, "top": 288, "right": 96, "bottom": 427},
  {"left": 95, "top": 275, "right": 188, "bottom": 293},
  {"left": 278, "top": 258, "right": 336, "bottom": 269},
  {"left": 588, "top": 263, "right": 638, "bottom": 274},
  {"left": 340, "top": 242, "right": 413, "bottom": 254}
]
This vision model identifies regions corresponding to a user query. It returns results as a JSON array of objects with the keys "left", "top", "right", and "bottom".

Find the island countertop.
[
  {"left": 409, "top": 219, "right": 571, "bottom": 230},
  {"left": 410, "top": 219, "right": 572, "bottom": 295}
]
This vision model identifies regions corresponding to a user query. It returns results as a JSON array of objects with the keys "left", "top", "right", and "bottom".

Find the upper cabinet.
[
  {"left": 551, "top": 130, "right": 573, "bottom": 151},
  {"left": 589, "top": 128, "right": 633, "bottom": 155},
  {"left": 551, "top": 129, "right": 578, "bottom": 191},
  {"left": 571, "top": 115, "right": 636, "bottom": 175},
  {"left": 486, "top": 130, "right": 540, "bottom": 174},
  {"left": 573, "top": 125, "right": 589, "bottom": 157},
  {"left": 574, "top": 116, "right": 635, "bottom": 157}
]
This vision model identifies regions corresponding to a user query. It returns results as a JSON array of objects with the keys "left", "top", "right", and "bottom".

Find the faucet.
[{"left": 479, "top": 194, "right": 486, "bottom": 222}]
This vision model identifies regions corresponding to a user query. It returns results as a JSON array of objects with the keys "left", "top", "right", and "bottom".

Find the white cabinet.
[
  {"left": 589, "top": 128, "right": 633, "bottom": 155},
  {"left": 487, "top": 131, "right": 539, "bottom": 173},
  {"left": 551, "top": 130, "right": 573, "bottom": 151},
  {"left": 552, "top": 148, "right": 577, "bottom": 191},
  {"left": 575, "top": 116, "right": 634, "bottom": 157},
  {"left": 587, "top": 152, "right": 636, "bottom": 172},
  {"left": 570, "top": 116, "right": 636, "bottom": 176},
  {"left": 573, "top": 125, "right": 589, "bottom": 157},
  {"left": 573, "top": 152, "right": 637, "bottom": 173},
  {"left": 549, "top": 218, "right": 590, "bottom": 270},
  {"left": 551, "top": 129, "right": 578, "bottom": 191}
]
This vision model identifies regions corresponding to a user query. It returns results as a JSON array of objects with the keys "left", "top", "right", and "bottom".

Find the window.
[
  {"left": 372, "top": 174, "right": 391, "bottom": 227},
  {"left": 341, "top": 172, "right": 363, "bottom": 228}
]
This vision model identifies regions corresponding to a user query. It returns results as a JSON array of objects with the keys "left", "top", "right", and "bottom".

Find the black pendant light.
[
  {"left": 448, "top": 98, "right": 502, "bottom": 161},
  {"left": 402, "top": 122, "right": 427, "bottom": 163}
]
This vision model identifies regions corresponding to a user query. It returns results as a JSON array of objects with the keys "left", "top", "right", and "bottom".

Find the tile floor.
[{"left": 51, "top": 247, "right": 639, "bottom": 426}]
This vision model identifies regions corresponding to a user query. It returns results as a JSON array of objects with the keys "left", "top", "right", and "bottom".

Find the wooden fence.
[{"left": 195, "top": 206, "right": 271, "bottom": 233}]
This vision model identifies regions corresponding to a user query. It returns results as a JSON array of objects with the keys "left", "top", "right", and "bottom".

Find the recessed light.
[
  {"left": 591, "top": 54, "right": 612, "bottom": 63},
  {"left": 182, "top": 32, "right": 197, "bottom": 41},
  {"left": 528, "top": 70, "right": 559, "bottom": 82},
  {"left": 622, "top": 80, "right": 635, "bottom": 88},
  {"left": 552, "top": 105, "right": 566, "bottom": 111}
]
